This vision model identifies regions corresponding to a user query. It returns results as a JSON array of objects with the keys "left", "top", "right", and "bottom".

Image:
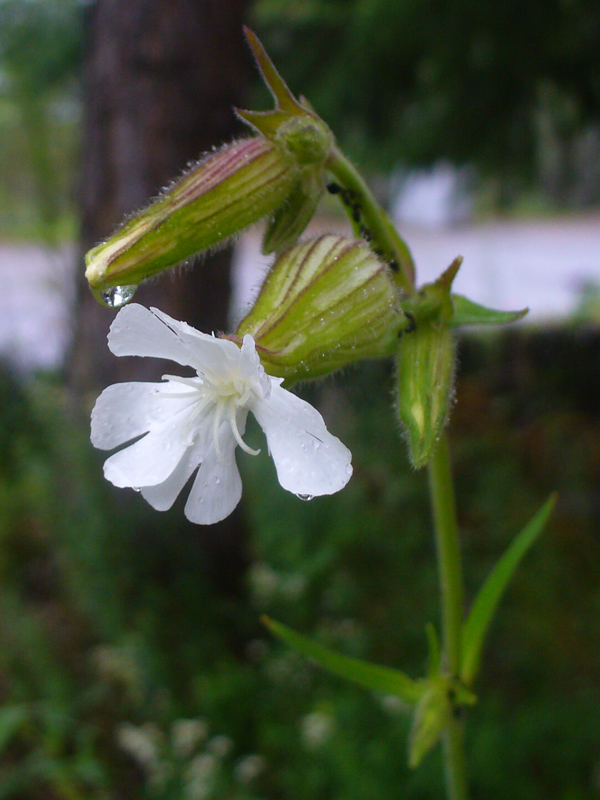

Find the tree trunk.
[
  {"left": 69, "top": 0, "right": 253, "bottom": 599},
  {"left": 70, "top": 0, "right": 252, "bottom": 390}
]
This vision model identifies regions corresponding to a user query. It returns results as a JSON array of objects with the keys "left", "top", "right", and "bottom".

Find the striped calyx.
[
  {"left": 85, "top": 30, "right": 335, "bottom": 304},
  {"left": 395, "top": 259, "right": 460, "bottom": 468},
  {"left": 234, "top": 234, "right": 402, "bottom": 383},
  {"left": 85, "top": 137, "right": 299, "bottom": 298}
]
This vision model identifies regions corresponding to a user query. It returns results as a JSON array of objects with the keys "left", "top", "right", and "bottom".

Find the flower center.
[{"left": 162, "top": 371, "right": 261, "bottom": 461}]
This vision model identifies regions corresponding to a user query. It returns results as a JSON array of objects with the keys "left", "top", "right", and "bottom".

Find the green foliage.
[
  {"left": 449, "top": 295, "right": 528, "bottom": 328},
  {"left": 0, "top": 0, "right": 82, "bottom": 242},
  {"left": 461, "top": 493, "right": 556, "bottom": 687},
  {"left": 264, "top": 617, "right": 424, "bottom": 703},
  {"left": 252, "top": 0, "right": 600, "bottom": 186}
]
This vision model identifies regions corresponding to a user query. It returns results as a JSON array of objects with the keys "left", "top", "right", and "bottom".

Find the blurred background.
[{"left": 1, "top": 1, "right": 600, "bottom": 798}]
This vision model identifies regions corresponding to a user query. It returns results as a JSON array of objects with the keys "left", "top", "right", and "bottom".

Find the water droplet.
[
  {"left": 214, "top": 477, "right": 221, "bottom": 484},
  {"left": 296, "top": 494, "right": 314, "bottom": 501},
  {"left": 100, "top": 285, "right": 137, "bottom": 308},
  {"left": 132, "top": 487, "right": 141, "bottom": 493}
]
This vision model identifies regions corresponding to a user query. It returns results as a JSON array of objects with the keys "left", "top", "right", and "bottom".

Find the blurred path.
[
  {"left": 231, "top": 213, "right": 600, "bottom": 325},
  {"left": 2, "top": 213, "right": 600, "bottom": 372},
  {"left": 0, "top": 243, "right": 75, "bottom": 372}
]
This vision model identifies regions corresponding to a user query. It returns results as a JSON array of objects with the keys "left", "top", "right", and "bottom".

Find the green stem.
[
  {"left": 326, "top": 146, "right": 415, "bottom": 292},
  {"left": 428, "top": 434, "right": 469, "bottom": 800}
]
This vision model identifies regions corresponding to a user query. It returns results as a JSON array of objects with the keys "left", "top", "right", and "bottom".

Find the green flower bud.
[
  {"left": 395, "top": 259, "right": 461, "bottom": 469},
  {"left": 85, "top": 137, "right": 299, "bottom": 302},
  {"left": 234, "top": 234, "right": 402, "bottom": 383},
  {"left": 86, "top": 30, "right": 334, "bottom": 306},
  {"left": 396, "top": 321, "right": 456, "bottom": 469}
]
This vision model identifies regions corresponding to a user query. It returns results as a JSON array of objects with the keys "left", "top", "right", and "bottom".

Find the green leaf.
[
  {"left": 243, "top": 26, "right": 302, "bottom": 114},
  {"left": 408, "top": 677, "right": 450, "bottom": 768},
  {"left": 460, "top": 494, "right": 557, "bottom": 686},
  {"left": 449, "top": 294, "right": 528, "bottom": 327},
  {"left": 263, "top": 617, "right": 424, "bottom": 705}
]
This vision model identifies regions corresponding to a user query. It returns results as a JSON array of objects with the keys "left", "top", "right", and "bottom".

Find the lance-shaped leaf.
[
  {"left": 263, "top": 617, "right": 424, "bottom": 705},
  {"left": 243, "top": 26, "right": 305, "bottom": 118},
  {"left": 450, "top": 294, "right": 528, "bottom": 327},
  {"left": 237, "top": 29, "right": 333, "bottom": 256},
  {"left": 460, "top": 494, "right": 557, "bottom": 687},
  {"left": 238, "top": 28, "right": 333, "bottom": 158}
]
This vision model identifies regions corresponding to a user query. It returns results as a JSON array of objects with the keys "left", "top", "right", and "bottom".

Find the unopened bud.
[
  {"left": 396, "top": 260, "right": 460, "bottom": 468},
  {"left": 396, "top": 321, "right": 456, "bottom": 469},
  {"left": 234, "top": 234, "right": 401, "bottom": 383},
  {"left": 85, "top": 137, "right": 298, "bottom": 299}
]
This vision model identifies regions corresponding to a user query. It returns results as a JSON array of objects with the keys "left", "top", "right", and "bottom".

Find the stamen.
[
  {"left": 236, "top": 385, "right": 252, "bottom": 407},
  {"left": 213, "top": 400, "right": 225, "bottom": 464},
  {"left": 228, "top": 399, "right": 260, "bottom": 456}
]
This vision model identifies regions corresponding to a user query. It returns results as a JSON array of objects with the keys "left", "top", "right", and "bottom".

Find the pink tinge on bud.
[{"left": 85, "top": 137, "right": 299, "bottom": 294}]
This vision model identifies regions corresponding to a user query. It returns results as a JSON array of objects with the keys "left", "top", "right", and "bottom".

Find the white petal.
[
  {"left": 102, "top": 404, "right": 202, "bottom": 488},
  {"left": 149, "top": 307, "right": 244, "bottom": 377},
  {"left": 108, "top": 304, "right": 195, "bottom": 365},
  {"left": 184, "top": 426, "right": 243, "bottom": 525},
  {"left": 251, "top": 385, "right": 352, "bottom": 497},
  {"left": 140, "top": 435, "right": 205, "bottom": 511},
  {"left": 239, "top": 334, "right": 270, "bottom": 399},
  {"left": 91, "top": 381, "right": 199, "bottom": 450}
]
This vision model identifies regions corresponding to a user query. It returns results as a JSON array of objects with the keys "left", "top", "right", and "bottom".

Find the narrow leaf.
[
  {"left": 264, "top": 617, "right": 424, "bottom": 705},
  {"left": 461, "top": 494, "right": 557, "bottom": 686},
  {"left": 450, "top": 294, "right": 528, "bottom": 327},
  {"left": 244, "top": 27, "right": 301, "bottom": 113},
  {"left": 235, "top": 108, "right": 292, "bottom": 139}
]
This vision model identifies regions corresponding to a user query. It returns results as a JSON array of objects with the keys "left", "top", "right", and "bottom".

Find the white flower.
[{"left": 91, "top": 304, "right": 352, "bottom": 525}]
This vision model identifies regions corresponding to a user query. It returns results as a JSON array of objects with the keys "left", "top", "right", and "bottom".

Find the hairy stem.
[
  {"left": 428, "top": 434, "right": 469, "bottom": 800},
  {"left": 326, "top": 146, "right": 415, "bottom": 292}
]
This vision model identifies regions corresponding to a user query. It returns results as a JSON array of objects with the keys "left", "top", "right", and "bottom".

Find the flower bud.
[
  {"left": 396, "top": 321, "right": 456, "bottom": 469},
  {"left": 395, "top": 259, "right": 460, "bottom": 468},
  {"left": 86, "top": 31, "right": 335, "bottom": 305},
  {"left": 234, "top": 234, "right": 402, "bottom": 383},
  {"left": 85, "top": 137, "right": 299, "bottom": 299}
]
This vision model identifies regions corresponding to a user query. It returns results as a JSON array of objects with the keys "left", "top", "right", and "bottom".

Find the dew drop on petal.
[
  {"left": 296, "top": 494, "right": 314, "bottom": 501},
  {"left": 100, "top": 285, "right": 137, "bottom": 308}
]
